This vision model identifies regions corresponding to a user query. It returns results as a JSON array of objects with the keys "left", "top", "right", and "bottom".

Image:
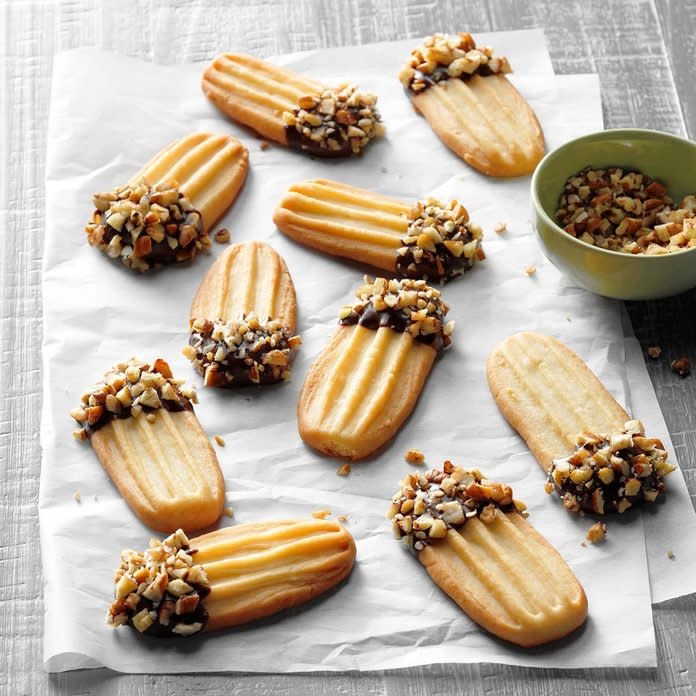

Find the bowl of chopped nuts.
[{"left": 531, "top": 128, "right": 696, "bottom": 300}]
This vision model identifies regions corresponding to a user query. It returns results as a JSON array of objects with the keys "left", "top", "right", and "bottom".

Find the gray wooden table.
[{"left": 2, "top": 0, "right": 696, "bottom": 693}]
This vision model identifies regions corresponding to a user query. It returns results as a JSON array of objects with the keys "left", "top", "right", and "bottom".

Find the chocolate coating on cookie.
[
  {"left": 546, "top": 420, "right": 676, "bottom": 514},
  {"left": 184, "top": 314, "right": 301, "bottom": 387},
  {"left": 86, "top": 180, "right": 210, "bottom": 272},
  {"left": 409, "top": 62, "right": 500, "bottom": 90},
  {"left": 107, "top": 529, "right": 210, "bottom": 637},
  {"left": 282, "top": 85, "right": 385, "bottom": 157},
  {"left": 399, "top": 32, "right": 512, "bottom": 94},
  {"left": 71, "top": 358, "right": 195, "bottom": 439},
  {"left": 396, "top": 198, "right": 484, "bottom": 282},
  {"left": 338, "top": 277, "right": 454, "bottom": 352},
  {"left": 388, "top": 461, "right": 525, "bottom": 551}
]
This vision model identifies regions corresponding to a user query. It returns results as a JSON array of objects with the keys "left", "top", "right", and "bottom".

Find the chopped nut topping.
[
  {"left": 647, "top": 345, "right": 662, "bottom": 360},
  {"left": 671, "top": 357, "right": 691, "bottom": 377},
  {"left": 214, "top": 228, "right": 230, "bottom": 244},
  {"left": 389, "top": 461, "right": 523, "bottom": 550},
  {"left": 312, "top": 510, "right": 331, "bottom": 520},
  {"left": 399, "top": 32, "right": 512, "bottom": 93},
  {"left": 396, "top": 198, "right": 484, "bottom": 282},
  {"left": 339, "top": 276, "right": 454, "bottom": 352},
  {"left": 86, "top": 179, "right": 210, "bottom": 272},
  {"left": 71, "top": 358, "right": 196, "bottom": 438},
  {"left": 223, "top": 506, "right": 234, "bottom": 518},
  {"left": 107, "top": 529, "right": 210, "bottom": 637},
  {"left": 546, "top": 420, "right": 676, "bottom": 515},
  {"left": 336, "top": 463, "right": 352, "bottom": 477},
  {"left": 525, "top": 265, "right": 536, "bottom": 276},
  {"left": 214, "top": 435, "right": 225, "bottom": 447},
  {"left": 405, "top": 449, "right": 425, "bottom": 465},
  {"left": 494, "top": 222, "right": 507, "bottom": 234},
  {"left": 282, "top": 84, "right": 384, "bottom": 156},
  {"left": 555, "top": 167, "right": 696, "bottom": 255},
  {"left": 185, "top": 313, "right": 301, "bottom": 387},
  {"left": 586, "top": 521, "right": 607, "bottom": 544}
]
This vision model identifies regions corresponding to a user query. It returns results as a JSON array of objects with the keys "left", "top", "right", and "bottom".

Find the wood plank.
[
  {"left": 654, "top": 0, "right": 695, "bottom": 139},
  {"left": 623, "top": 0, "right": 696, "bottom": 523}
]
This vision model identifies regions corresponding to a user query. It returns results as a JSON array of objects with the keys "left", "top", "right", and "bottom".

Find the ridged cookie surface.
[
  {"left": 274, "top": 179, "right": 409, "bottom": 272},
  {"left": 72, "top": 358, "right": 225, "bottom": 533},
  {"left": 202, "top": 53, "right": 324, "bottom": 145},
  {"left": 195, "top": 518, "right": 356, "bottom": 631},
  {"left": 413, "top": 74, "right": 544, "bottom": 177},
  {"left": 299, "top": 325, "right": 436, "bottom": 459},
  {"left": 399, "top": 33, "right": 544, "bottom": 177},
  {"left": 299, "top": 277, "right": 452, "bottom": 459},
  {"left": 389, "top": 464, "right": 587, "bottom": 647},
  {"left": 185, "top": 241, "right": 300, "bottom": 388},
  {"left": 92, "top": 410, "right": 225, "bottom": 533},
  {"left": 190, "top": 241, "right": 297, "bottom": 332},
  {"left": 132, "top": 132, "right": 249, "bottom": 233},
  {"left": 487, "top": 332, "right": 629, "bottom": 471},
  {"left": 421, "top": 512, "right": 587, "bottom": 647}
]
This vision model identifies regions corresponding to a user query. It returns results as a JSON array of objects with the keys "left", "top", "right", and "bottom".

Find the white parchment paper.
[{"left": 41, "top": 31, "right": 693, "bottom": 672}]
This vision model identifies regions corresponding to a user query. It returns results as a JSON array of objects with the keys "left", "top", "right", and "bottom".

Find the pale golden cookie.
[
  {"left": 298, "top": 277, "right": 453, "bottom": 460},
  {"left": 400, "top": 33, "right": 544, "bottom": 177},
  {"left": 202, "top": 53, "right": 385, "bottom": 156},
  {"left": 86, "top": 133, "right": 248, "bottom": 271},
  {"left": 107, "top": 520, "right": 356, "bottom": 636},
  {"left": 190, "top": 241, "right": 297, "bottom": 332},
  {"left": 71, "top": 359, "right": 224, "bottom": 533},
  {"left": 185, "top": 242, "right": 300, "bottom": 387},
  {"left": 390, "top": 464, "right": 588, "bottom": 647},
  {"left": 488, "top": 332, "right": 676, "bottom": 516},
  {"left": 274, "top": 179, "right": 484, "bottom": 282},
  {"left": 486, "top": 332, "right": 629, "bottom": 472},
  {"left": 202, "top": 53, "right": 323, "bottom": 146},
  {"left": 132, "top": 132, "right": 249, "bottom": 233}
]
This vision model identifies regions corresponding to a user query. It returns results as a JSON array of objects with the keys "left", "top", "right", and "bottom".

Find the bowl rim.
[{"left": 530, "top": 127, "right": 696, "bottom": 262}]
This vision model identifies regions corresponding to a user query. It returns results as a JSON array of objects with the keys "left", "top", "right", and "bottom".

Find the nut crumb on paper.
[
  {"left": 336, "top": 462, "right": 351, "bottom": 477},
  {"left": 405, "top": 448, "right": 425, "bottom": 465},
  {"left": 586, "top": 521, "right": 607, "bottom": 544},
  {"left": 214, "top": 228, "right": 230, "bottom": 244},
  {"left": 214, "top": 435, "right": 225, "bottom": 447},
  {"left": 494, "top": 222, "right": 507, "bottom": 234},
  {"left": 525, "top": 265, "right": 536, "bottom": 276},
  {"left": 223, "top": 507, "right": 234, "bottom": 518},
  {"left": 312, "top": 510, "right": 331, "bottom": 520},
  {"left": 667, "top": 549, "right": 675, "bottom": 559},
  {"left": 73, "top": 491, "right": 81, "bottom": 503}
]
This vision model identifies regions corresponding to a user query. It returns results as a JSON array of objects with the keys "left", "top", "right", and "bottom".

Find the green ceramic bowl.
[{"left": 531, "top": 129, "right": 696, "bottom": 300}]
